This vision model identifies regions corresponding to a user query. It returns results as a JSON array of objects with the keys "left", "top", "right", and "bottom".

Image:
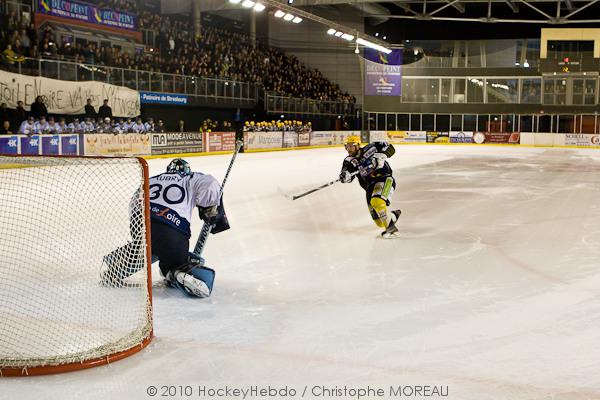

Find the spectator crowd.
[
  {"left": 243, "top": 120, "right": 312, "bottom": 133},
  {"left": 0, "top": 96, "right": 167, "bottom": 135},
  {"left": 15, "top": 115, "right": 165, "bottom": 135},
  {"left": 0, "top": 2, "right": 356, "bottom": 105}
]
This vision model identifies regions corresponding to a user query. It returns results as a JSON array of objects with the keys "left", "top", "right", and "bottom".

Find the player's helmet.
[
  {"left": 345, "top": 135, "right": 361, "bottom": 146},
  {"left": 166, "top": 158, "right": 191, "bottom": 176}
]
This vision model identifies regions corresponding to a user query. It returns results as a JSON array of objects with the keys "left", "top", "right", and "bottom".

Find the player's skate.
[{"left": 381, "top": 209, "right": 402, "bottom": 239}]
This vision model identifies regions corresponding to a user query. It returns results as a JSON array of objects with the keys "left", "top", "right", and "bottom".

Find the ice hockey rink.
[{"left": 3, "top": 144, "right": 600, "bottom": 400}]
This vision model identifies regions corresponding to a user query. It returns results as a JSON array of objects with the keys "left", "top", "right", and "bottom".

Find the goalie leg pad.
[{"left": 101, "top": 241, "right": 144, "bottom": 287}]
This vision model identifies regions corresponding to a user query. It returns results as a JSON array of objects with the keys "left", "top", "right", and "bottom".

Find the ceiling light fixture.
[{"left": 356, "top": 38, "right": 392, "bottom": 54}]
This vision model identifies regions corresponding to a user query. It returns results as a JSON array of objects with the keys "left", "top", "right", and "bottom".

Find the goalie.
[
  {"left": 102, "top": 158, "right": 229, "bottom": 298},
  {"left": 339, "top": 136, "right": 401, "bottom": 238}
]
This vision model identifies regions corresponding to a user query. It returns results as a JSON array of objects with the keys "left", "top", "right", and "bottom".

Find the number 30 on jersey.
[{"left": 149, "top": 183, "right": 186, "bottom": 205}]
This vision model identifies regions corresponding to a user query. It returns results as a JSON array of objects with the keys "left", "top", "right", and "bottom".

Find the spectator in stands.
[
  {"left": 30, "top": 96, "right": 48, "bottom": 120},
  {"left": 2, "top": 43, "right": 25, "bottom": 67},
  {"left": 85, "top": 98, "right": 96, "bottom": 118},
  {"left": 46, "top": 116, "right": 59, "bottom": 133},
  {"left": 83, "top": 117, "right": 95, "bottom": 133},
  {"left": 28, "top": 44, "right": 39, "bottom": 60},
  {"left": 131, "top": 117, "right": 146, "bottom": 133},
  {"left": 57, "top": 118, "right": 68, "bottom": 133},
  {"left": 12, "top": 100, "right": 27, "bottom": 126},
  {"left": 114, "top": 118, "right": 124, "bottom": 133},
  {"left": 19, "top": 116, "right": 34, "bottom": 135},
  {"left": 26, "top": 23, "right": 37, "bottom": 51},
  {"left": 12, "top": 39, "right": 24, "bottom": 58},
  {"left": 13, "top": 100, "right": 26, "bottom": 126},
  {"left": 156, "top": 119, "right": 166, "bottom": 133},
  {"left": 0, "top": 103, "right": 8, "bottom": 123},
  {"left": 98, "top": 99, "right": 112, "bottom": 119},
  {"left": 0, "top": 120, "right": 13, "bottom": 134},
  {"left": 67, "top": 118, "right": 81, "bottom": 133},
  {"left": 123, "top": 117, "right": 133, "bottom": 133},
  {"left": 96, "top": 117, "right": 113, "bottom": 133},
  {"left": 34, "top": 116, "right": 49, "bottom": 134},
  {"left": 178, "top": 119, "right": 185, "bottom": 132},
  {"left": 144, "top": 117, "right": 155, "bottom": 133}
]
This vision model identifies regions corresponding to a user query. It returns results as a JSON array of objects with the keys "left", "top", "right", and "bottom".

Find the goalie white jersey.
[{"left": 149, "top": 172, "right": 221, "bottom": 236}]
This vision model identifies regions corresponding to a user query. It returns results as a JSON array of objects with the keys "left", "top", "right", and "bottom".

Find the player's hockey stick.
[
  {"left": 192, "top": 140, "right": 243, "bottom": 257},
  {"left": 291, "top": 171, "right": 358, "bottom": 200}
]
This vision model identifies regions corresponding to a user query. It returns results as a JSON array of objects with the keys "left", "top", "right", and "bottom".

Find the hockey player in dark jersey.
[{"left": 339, "top": 135, "right": 401, "bottom": 238}]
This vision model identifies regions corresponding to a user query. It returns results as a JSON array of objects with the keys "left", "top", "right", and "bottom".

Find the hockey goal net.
[{"left": 0, "top": 156, "right": 153, "bottom": 376}]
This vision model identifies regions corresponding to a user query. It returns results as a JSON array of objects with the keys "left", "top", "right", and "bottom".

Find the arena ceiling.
[
  {"left": 281, "top": 0, "right": 600, "bottom": 25},
  {"left": 189, "top": 0, "right": 600, "bottom": 26}
]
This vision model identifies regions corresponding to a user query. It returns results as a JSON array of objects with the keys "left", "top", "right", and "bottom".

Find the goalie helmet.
[{"left": 167, "top": 158, "right": 191, "bottom": 176}]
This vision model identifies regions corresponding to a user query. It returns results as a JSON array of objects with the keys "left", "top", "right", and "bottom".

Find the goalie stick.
[
  {"left": 192, "top": 140, "right": 243, "bottom": 258},
  {"left": 291, "top": 171, "right": 358, "bottom": 200}
]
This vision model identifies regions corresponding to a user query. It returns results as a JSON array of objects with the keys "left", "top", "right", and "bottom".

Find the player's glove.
[
  {"left": 198, "top": 205, "right": 219, "bottom": 224},
  {"left": 373, "top": 153, "right": 387, "bottom": 169},
  {"left": 339, "top": 170, "right": 353, "bottom": 183}
]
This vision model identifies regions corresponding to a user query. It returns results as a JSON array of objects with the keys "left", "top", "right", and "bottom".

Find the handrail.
[
  {"left": 264, "top": 92, "right": 357, "bottom": 117},
  {"left": 1, "top": 56, "right": 356, "bottom": 116},
  {"left": 7, "top": 56, "right": 257, "bottom": 101}
]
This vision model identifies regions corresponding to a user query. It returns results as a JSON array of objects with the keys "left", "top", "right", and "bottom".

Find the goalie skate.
[
  {"left": 176, "top": 271, "right": 210, "bottom": 297},
  {"left": 165, "top": 266, "right": 214, "bottom": 298}
]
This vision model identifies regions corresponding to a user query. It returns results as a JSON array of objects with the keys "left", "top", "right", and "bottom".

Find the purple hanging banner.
[{"left": 364, "top": 49, "right": 403, "bottom": 96}]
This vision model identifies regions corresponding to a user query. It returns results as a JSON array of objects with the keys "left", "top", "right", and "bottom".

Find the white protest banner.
[{"left": 0, "top": 69, "right": 140, "bottom": 117}]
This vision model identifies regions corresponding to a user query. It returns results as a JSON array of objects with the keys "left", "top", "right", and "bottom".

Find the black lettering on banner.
[{"left": 0, "top": 70, "right": 140, "bottom": 116}]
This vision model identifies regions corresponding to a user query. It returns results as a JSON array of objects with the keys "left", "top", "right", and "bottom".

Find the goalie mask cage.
[{"left": 0, "top": 156, "right": 153, "bottom": 376}]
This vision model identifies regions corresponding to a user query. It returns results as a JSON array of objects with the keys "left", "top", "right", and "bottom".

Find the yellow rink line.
[
  {"left": 0, "top": 164, "right": 33, "bottom": 169},
  {"left": 142, "top": 141, "right": 599, "bottom": 160},
  {"left": 142, "top": 144, "right": 345, "bottom": 159},
  {"left": 2, "top": 141, "right": 598, "bottom": 166}
]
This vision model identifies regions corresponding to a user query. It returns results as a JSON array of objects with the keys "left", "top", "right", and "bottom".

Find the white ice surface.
[{"left": 3, "top": 145, "right": 600, "bottom": 400}]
